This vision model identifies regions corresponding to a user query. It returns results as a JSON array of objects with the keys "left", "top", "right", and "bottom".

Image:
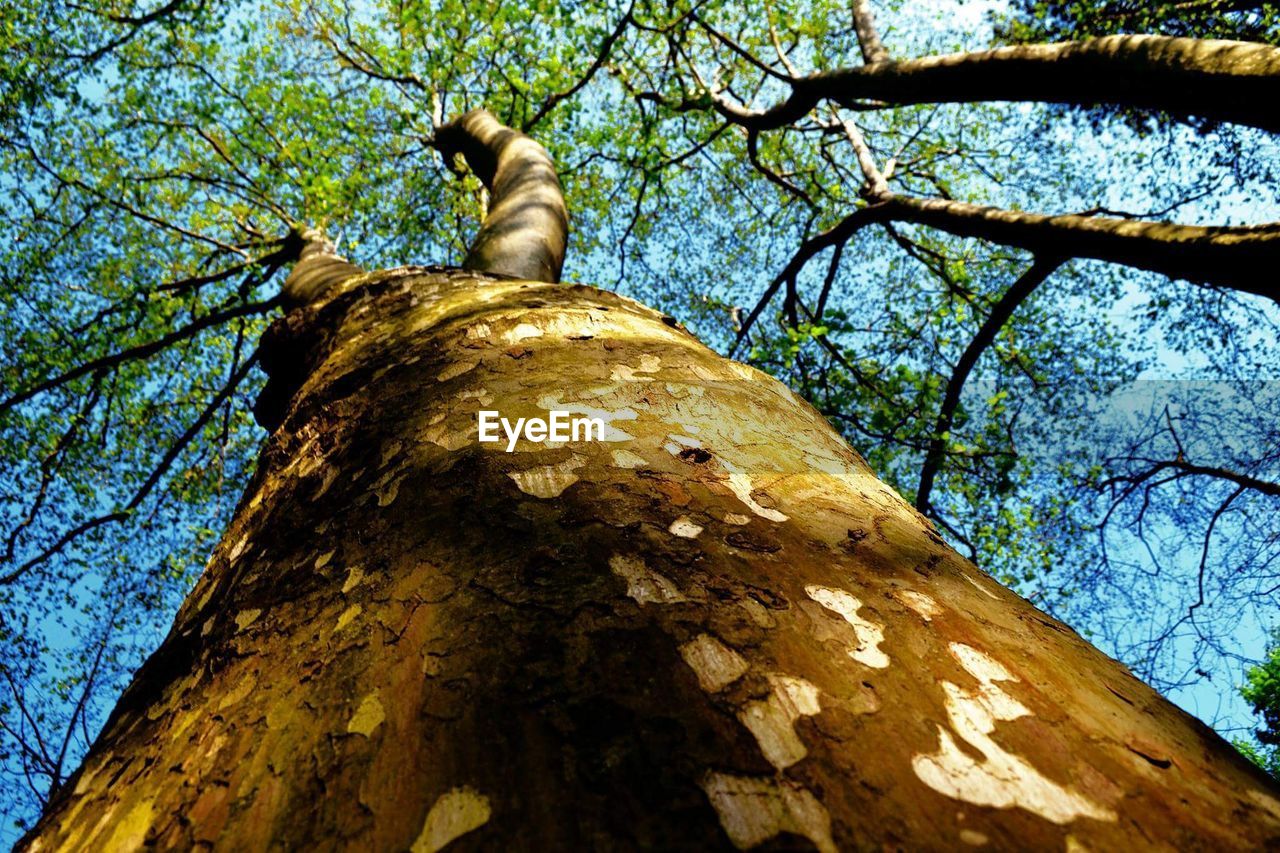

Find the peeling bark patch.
[
  {"left": 1124, "top": 737, "right": 1173, "bottom": 769},
  {"left": 335, "top": 603, "right": 363, "bottom": 634},
  {"left": 805, "top": 585, "right": 889, "bottom": 669},
  {"left": 962, "top": 572, "right": 1000, "bottom": 599},
  {"left": 234, "top": 609, "right": 261, "bottom": 631},
  {"left": 738, "top": 675, "right": 822, "bottom": 769},
  {"left": 379, "top": 440, "right": 403, "bottom": 467},
  {"left": 104, "top": 798, "right": 154, "bottom": 851},
  {"left": 720, "top": 458, "right": 789, "bottom": 522},
  {"left": 377, "top": 475, "right": 404, "bottom": 507},
  {"left": 894, "top": 589, "right": 942, "bottom": 621},
  {"left": 437, "top": 358, "right": 479, "bottom": 381},
  {"left": 612, "top": 353, "right": 662, "bottom": 380},
  {"left": 228, "top": 534, "right": 249, "bottom": 564},
  {"left": 911, "top": 643, "right": 1115, "bottom": 824},
  {"left": 508, "top": 455, "right": 586, "bottom": 498},
  {"left": 423, "top": 419, "right": 473, "bottom": 451},
  {"left": 677, "top": 447, "right": 713, "bottom": 465},
  {"left": 609, "top": 554, "right": 686, "bottom": 604},
  {"left": 216, "top": 672, "right": 257, "bottom": 711},
  {"left": 669, "top": 516, "right": 703, "bottom": 538},
  {"left": 501, "top": 322, "right": 543, "bottom": 343},
  {"left": 610, "top": 449, "right": 647, "bottom": 468},
  {"left": 680, "top": 634, "right": 748, "bottom": 692},
  {"left": 342, "top": 566, "right": 365, "bottom": 594},
  {"left": 739, "top": 597, "right": 777, "bottom": 628},
  {"left": 346, "top": 692, "right": 385, "bottom": 737},
  {"left": 535, "top": 395, "right": 638, "bottom": 441},
  {"left": 610, "top": 365, "right": 649, "bottom": 382},
  {"left": 411, "top": 787, "right": 491, "bottom": 853},
  {"left": 700, "top": 772, "right": 836, "bottom": 853},
  {"left": 725, "top": 530, "right": 781, "bottom": 553}
]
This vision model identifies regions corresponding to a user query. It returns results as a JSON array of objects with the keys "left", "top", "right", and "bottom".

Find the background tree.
[
  {"left": 1237, "top": 633, "right": 1280, "bottom": 777},
  {"left": 3, "top": 0, "right": 1279, "bottom": 841}
]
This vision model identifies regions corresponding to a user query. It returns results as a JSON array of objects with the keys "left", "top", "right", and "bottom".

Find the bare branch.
[
  {"left": 915, "top": 257, "right": 1062, "bottom": 513},
  {"left": 731, "top": 207, "right": 877, "bottom": 356},
  {"left": 1, "top": 353, "right": 261, "bottom": 586},
  {"left": 870, "top": 195, "right": 1280, "bottom": 300},
  {"left": 524, "top": 7, "right": 634, "bottom": 130},
  {"left": 1101, "top": 460, "right": 1280, "bottom": 498},
  {"left": 0, "top": 293, "right": 281, "bottom": 417}
]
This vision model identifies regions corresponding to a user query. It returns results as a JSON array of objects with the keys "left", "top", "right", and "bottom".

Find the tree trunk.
[{"left": 20, "top": 256, "right": 1280, "bottom": 850}]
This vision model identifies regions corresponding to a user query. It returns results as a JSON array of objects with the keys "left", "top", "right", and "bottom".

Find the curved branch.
[
  {"left": 1101, "top": 459, "right": 1280, "bottom": 498},
  {"left": 433, "top": 109, "right": 569, "bottom": 283},
  {"left": 717, "top": 35, "right": 1280, "bottom": 132},
  {"left": 523, "top": 7, "right": 634, "bottom": 131},
  {"left": 916, "top": 257, "right": 1062, "bottom": 513}
]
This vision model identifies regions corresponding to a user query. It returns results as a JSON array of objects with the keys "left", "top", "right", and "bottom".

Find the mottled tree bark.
[
  {"left": 21, "top": 262, "right": 1280, "bottom": 851},
  {"left": 21, "top": 115, "right": 1280, "bottom": 851}
]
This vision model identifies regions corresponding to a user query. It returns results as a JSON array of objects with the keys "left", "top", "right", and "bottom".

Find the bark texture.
[
  {"left": 850, "top": 0, "right": 889, "bottom": 65},
  {"left": 22, "top": 262, "right": 1280, "bottom": 851}
]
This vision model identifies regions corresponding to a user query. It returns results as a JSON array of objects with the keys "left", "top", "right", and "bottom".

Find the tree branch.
[
  {"left": 1101, "top": 459, "right": 1280, "bottom": 498},
  {"left": 915, "top": 257, "right": 1062, "bottom": 513},
  {"left": 524, "top": 7, "right": 634, "bottom": 130},
  {"left": 0, "top": 295, "right": 281, "bottom": 417},
  {"left": 281, "top": 228, "right": 365, "bottom": 307},
  {"left": 1, "top": 353, "right": 261, "bottom": 586},
  {"left": 730, "top": 207, "right": 877, "bottom": 356},
  {"left": 871, "top": 195, "right": 1280, "bottom": 300},
  {"left": 432, "top": 109, "right": 570, "bottom": 283},
  {"left": 712, "top": 35, "right": 1280, "bottom": 133},
  {"left": 851, "top": 0, "right": 890, "bottom": 64}
]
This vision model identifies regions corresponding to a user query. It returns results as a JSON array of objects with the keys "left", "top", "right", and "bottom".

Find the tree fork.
[{"left": 20, "top": 114, "right": 1280, "bottom": 852}]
